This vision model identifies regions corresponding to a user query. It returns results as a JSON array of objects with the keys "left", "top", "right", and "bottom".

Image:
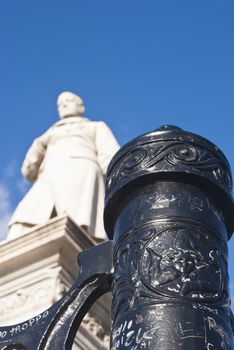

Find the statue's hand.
[
  {"left": 21, "top": 158, "right": 40, "bottom": 182},
  {"left": 21, "top": 133, "right": 48, "bottom": 182}
]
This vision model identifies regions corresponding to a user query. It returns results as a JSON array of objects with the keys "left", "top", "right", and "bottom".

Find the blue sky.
[{"left": 0, "top": 0, "right": 234, "bottom": 300}]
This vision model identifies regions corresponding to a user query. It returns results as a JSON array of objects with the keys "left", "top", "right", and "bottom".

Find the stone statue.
[{"left": 8, "top": 92, "right": 120, "bottom": 240}]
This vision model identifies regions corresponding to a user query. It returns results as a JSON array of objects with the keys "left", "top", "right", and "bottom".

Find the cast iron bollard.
[{"left": 104, "top": 125, "right": 234, "bottom": 349}]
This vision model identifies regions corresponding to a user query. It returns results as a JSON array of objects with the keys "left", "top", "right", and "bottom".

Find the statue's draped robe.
[{"left": 9, "top": 117, "right": 119, "bottom": 239}]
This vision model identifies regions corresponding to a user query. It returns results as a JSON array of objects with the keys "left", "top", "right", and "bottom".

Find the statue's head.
[{"left": 57, "top": 91, "right": 85, "bottom": 119}]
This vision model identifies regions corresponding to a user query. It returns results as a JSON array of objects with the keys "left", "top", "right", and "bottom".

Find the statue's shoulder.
[{"left": 91, "top": 120, "right": 109, "bottom": 128}]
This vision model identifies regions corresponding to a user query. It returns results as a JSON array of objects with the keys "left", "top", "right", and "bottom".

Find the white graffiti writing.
[
  {"left": 0, "top": 310, "right": 49, "bottom": 339},
  {"left": 112, "top": 318, "right": 157, "bottom": 349}
]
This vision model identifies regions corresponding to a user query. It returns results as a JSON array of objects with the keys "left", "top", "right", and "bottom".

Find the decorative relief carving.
[
  {"left": 106, "top": 140, "right": 232, "bottom": 195},
  {"left": 82, "top": 312, "right": 110, "bottom": 345},
  {"left": 53, "top": 280, "right": 68, "bottom": 302},
  {"left": 140, "top": 227, "right": 225, "bottom": 300},
  {"left": 0, "top": 281, "right": 55, "bottom": 320},
  {"left": 112, "top": 221, "right": 229, "bottom": 322}
]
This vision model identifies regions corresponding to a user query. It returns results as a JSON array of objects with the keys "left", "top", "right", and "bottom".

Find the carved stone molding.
[
  {"left": 83, "top": 313, "right": 110, "bottom": 344},
  {"left": 0, "top": 280, "right": 55, "bottom": 321}
]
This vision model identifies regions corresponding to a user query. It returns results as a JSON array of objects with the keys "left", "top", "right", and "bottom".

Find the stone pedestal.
[{"left": 0, "top": 215, "right": 111, "bottom": 349}]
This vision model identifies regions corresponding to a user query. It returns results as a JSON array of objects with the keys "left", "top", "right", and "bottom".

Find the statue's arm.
[
  {"left": 95, "top": 121, "right": 120, "bottom": 175},
  {"left": 21, "top": 131, "right": 50, "bottom": 182}
]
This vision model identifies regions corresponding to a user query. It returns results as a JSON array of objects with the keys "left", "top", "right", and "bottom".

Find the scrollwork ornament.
[
  {"left": 167, "top": 144, "right": 199, "bottom": 163},
  {"left": 106, "top": 139, "right": 232, "bottom": 196},
  {"left": 213, "top": 167, "right": 232, "bottom": 190},
  {"left": 124, "top": 146, "right": 148, "bottom": 171}
]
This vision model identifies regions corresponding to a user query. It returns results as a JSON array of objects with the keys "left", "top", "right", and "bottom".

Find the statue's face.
[
  {"left": 57, "top": 92, "right": 85, "bottom": 119},
  {"left": 172, "top": 252, "right": 196, "bottom": 273}
]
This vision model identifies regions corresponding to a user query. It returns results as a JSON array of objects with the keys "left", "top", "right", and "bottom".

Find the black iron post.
[{"left": 104, "top": 125, "right": 234, "bottom": 350}]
